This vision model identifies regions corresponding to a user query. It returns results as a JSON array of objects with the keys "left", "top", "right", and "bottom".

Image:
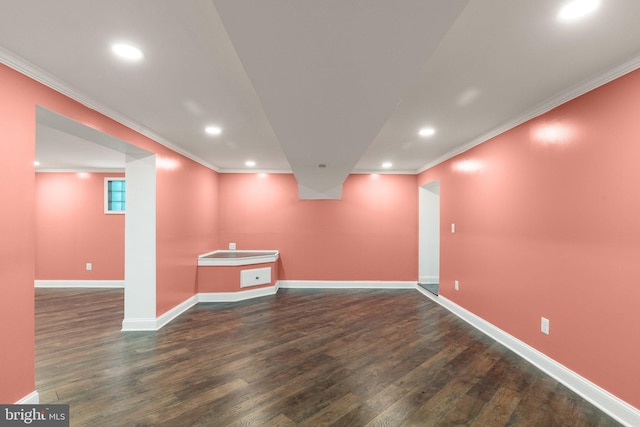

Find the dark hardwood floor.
[{"left": 35, "top": 288, "right": 620, "bottom": 426}]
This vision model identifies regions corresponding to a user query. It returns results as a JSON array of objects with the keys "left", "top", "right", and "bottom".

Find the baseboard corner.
[{"left": 16, "top": 391, "right": 39, "bottom": 404}]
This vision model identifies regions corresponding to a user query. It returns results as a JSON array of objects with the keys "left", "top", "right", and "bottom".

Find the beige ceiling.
[{"left": 1, "top": 0, "right": 640, "bottom": 198}]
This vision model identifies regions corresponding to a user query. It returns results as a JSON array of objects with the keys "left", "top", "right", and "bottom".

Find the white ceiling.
[{"left": 1, "top": 0, "right": 640, "bottom": 198}]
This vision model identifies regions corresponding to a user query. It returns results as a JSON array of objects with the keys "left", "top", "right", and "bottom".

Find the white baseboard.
[
  {"left": 415, "top": 285, "right": 640, "bottom": 427},
  {"left": 121, "top": 317, "right": 157, "bottom": 332},
  {"left": 16, "top": 391, "right": 39, "bottom": 404},
  {"left": 156, "top": 295, "right": 198, "bottom": 330},
  {"left": 121, "top": 295, "right": 198, "bottom": 331},
  {"left": 198, "top": 283, "right": 279, "bottom": 302},
  {"left": 278, "top": 280, "right": 416, "bottom": 289},
  {"left": 35, "top": 280, "right": 124, "bottom": 288}
]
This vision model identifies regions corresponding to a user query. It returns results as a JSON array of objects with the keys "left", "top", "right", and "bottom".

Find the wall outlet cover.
[{"left": 541, "top": 317, "right": 550, "bottom": 335}]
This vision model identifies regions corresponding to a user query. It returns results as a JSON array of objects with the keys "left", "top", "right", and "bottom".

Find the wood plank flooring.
[{"left": 35, "top": 288, "right": 621, "bottom": 426}]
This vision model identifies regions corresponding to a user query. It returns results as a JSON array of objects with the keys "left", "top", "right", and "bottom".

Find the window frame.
[{"left": 104, "top": 177, "right": 126, "bottom": 214}]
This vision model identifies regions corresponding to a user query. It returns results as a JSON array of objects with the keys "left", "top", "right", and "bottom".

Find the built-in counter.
[
  {"left": 197, "top": 250, "right": 279, "bottom": 293},
  {"left": 198, "top": 250, "right": 279, "bottom": 266}
]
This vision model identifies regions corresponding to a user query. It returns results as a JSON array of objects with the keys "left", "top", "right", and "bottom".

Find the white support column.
[{"left": 122, "top": 152, "right": 157, "bottom": 331}]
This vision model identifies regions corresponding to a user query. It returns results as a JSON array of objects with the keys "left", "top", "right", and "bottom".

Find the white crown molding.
[
  {"left": 0, "top": 47, "right": 220, "bottom": 173},
  {"left": 217, "top": 168, "right": 293, "bottom": 174},
  {"left": 417, "top": 52, "right": 640, "bottom": 174},
  {"left": 351, "top": 169, "right": 417, "bottom": 175},
  {"left": 36, "top": 168, "right": 125, "bottom": 174}
]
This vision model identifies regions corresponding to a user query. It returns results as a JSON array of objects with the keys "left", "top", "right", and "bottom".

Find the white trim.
[
  {"left": 278, "top": 280, "right": 416, "bottom": 289},
  {"left": 37, "top": 168, "right": 125, "bottom": 173},
  {"left": 121, "top": 317, "right": 157, "bottom": 332},
  {"left": 16, "top": 391, "right": 39, "bottom": 405},
  {"left": 415, "top": 285, "right": 640, "bottom": 427},
  {"left": 417, "top": 52, "right": 640, "bottom": 174},
  {"left": 198, "top": 284, "right": 279, "bottom": 302},
  {"left": 418, "top": 276, "right": 439, "bottom": 285},
  {"left": 155, "top": 295, "right": 199, "bottom": 330},
  {"left": 121, "top": 295, "right": 198, "bottom": 331},
  {"left": 35, "top": 280, "right": 124, "bottom": 288},
  {"left": 198, "top": 250, "right": 279, "bottom": 266},
  {"left": 0, "top": 46, "right": 220, "bottom": 173},
  {"left": 216, "top": 168, "right": 292, "bottom": 174}
]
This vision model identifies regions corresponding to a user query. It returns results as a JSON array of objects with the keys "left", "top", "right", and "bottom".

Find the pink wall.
[
  {"left": 35, "top": 172, "right": 125, "bottom": 280},
  {"left": 155, "top": 158, "right": 219, "bottom": 315},
  {"left": 0, "top": 62, "right": 218, "bottom": 402},
  {"left": 419, "top": 68, "right": 640, "bottom": 408},
  {"left": 0, "top": 65, "right": 37, "bottom": 403},
  {"left": 218, "top": 173, "right": 418, "bottom": 281}
]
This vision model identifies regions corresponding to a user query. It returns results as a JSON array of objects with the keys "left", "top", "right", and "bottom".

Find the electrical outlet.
[
  {"left": 454, "top": 280, "right": 459, "bottom": 291},
  {"left": 541, "top": 317, "right": 550, "bottom": 335},
  {"left": 86, "top": 263, "right": 92, "bottom": 271},
  {"left": 229, "top": 242, "right": 236, "bottom": 250},
  {"left": 451, "top": 223, "right": 456, "bottom": 233}
]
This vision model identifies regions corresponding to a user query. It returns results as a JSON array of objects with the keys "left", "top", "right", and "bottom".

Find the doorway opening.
[
  {"left": 418, "top": 180, "right": 440, "bottom": 295},
  {"left": 35, "top": 106, "right": 156, "bottom": 328}
]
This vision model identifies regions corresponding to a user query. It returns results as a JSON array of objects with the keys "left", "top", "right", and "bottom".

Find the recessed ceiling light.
[
  {"left": 33, "top": 161, "right": 40, "bottom": 166},
  {"left": 245, "top": 160, "right": 256, "bottom": 167},
  {"left": 419, "top": 127, "right": 436, "bottom": 137},
  {"left": 205, "top": 126, "right": 222, "bottom": 136},
  {"left": 111, "top": 43, "right": 144, "bottom": 61},
  {"left": 382, "top": 161, "right": 393, "bottom": 169},
  {"left": 558, "top": 0, "right": 600, "bottom": 21}
]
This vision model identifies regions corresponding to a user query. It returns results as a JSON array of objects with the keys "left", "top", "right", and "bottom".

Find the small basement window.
[{"left": 105, "top": 178, "right": 126, "bottom": 214}]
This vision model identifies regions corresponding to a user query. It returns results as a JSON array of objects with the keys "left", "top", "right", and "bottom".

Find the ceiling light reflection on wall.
[
  {"left": 157, "top": 157, "right": 180, "bottom": 170},
  {"left": 531, "top": 122, "right": 575, "bottom": 145},
  {"left": 558, "top": 0, "right": 600, "bottom": 21},
  {"left": 453, "top": 159, "right": 483, "bottom": 174},
  {"left": 111, "top": 43, "right": 144, "bottom": 61}
]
